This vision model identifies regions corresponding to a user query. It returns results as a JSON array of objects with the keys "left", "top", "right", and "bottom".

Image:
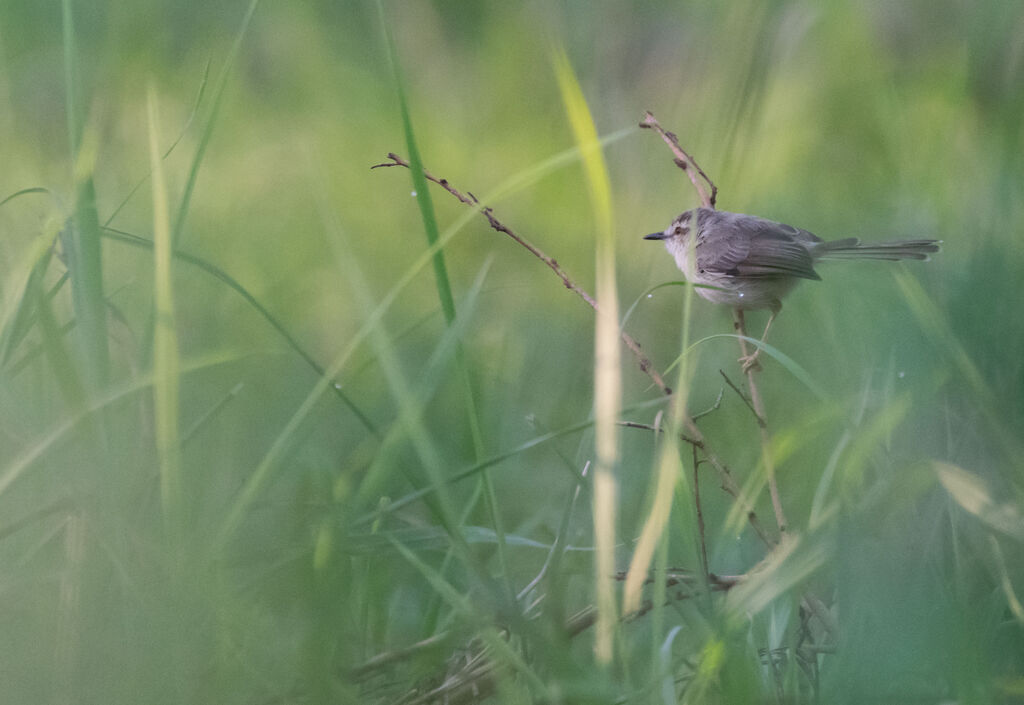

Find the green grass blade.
[
  {"left": 318, "top": 191, "right": 475, "bottom": 568},
  {"left": 61, "top": 0, "right": 104, "bottom": 375},
  {"left": 61, "top": 0, "right": 80, "bottom": 159},
  {"left": 894, "top": 269, "right": 1023, "bottom": 463},
  {"left": 182, "top": 382, "right": 244, "bottom": 445},
  {"left": 31, "top": 255, "right": 87, "bottom": 413},
  {"left": 353, "top": 258, "right": 494, "bottom": 507},
  {"left": 388, "top": 535, "right": 549, "bottom": 696},
  {"left": 620, "top": 281, "right": 689, "bottom": 328},
  {"left": 0, "top": 187, "right": 63, "bottom": 211},
  {"left": 376, "top": 1, "right": 504, "bottom": 587},
  {"left": 100, "top": 226, "right": 380, "bottom": 437},
  {"left": 937, "top": 462, "right": 1024, "bottom": 542},
  {"left": 354, "top": 395, "right": 671, "bottom": 528},
  {"left": 148, "top": 86, "right": 183, "bottom": 545},
  {"left": 135, "top": 1, "right": 259, "bottom": 374},
  {"left": 0, "top": 234, "right": 57, "bottom": 366},
  {"left": 171, "top": 0, "right": 259, "bottom": 249},
  {"left": 213, "top": 128, "right": 636, "bottom": 550},
  {"left": 104, "top": 61, "right": 213, "bottom": 228},
  {"left": 0, "top": 350, "right": 248, "bottom": 499},
  {"left": 347, "top": 525, "right": 596, "bottom": 555},
  {"left": 666, "top": 333, "right": 830, "bottom": 401},
  {"left": 553, "top": 45, "right": 621, "bottom": 665},
  {"left": 63, "top": 0, "right": 109, "bottom": 392},
  {"left": 376, "top": 1, "right": 454, "bottom": 326},
  {"left": 724, "top": 532, "right": 829, "bottom": 622}
]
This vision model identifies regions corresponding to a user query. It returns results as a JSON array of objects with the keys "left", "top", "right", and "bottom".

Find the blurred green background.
[{"left": 1, "top": 1, "right": 1023, "bottom": 703}]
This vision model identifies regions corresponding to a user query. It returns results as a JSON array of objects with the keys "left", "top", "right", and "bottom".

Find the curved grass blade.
[
  {"left": 0, "top": 187, "right": 64, "bottom": 211},
  {"left": 388, "top": 536, "right": 549, "bottom": 697},
  {"left": 135, "top": 1, "right": 259, "bottom": 373},
  {"left": 212, "top": 128, "right": 637, "bottom": 551},
  {"left": 553, "top": 44, "right": 621, "bottom": 666},
  {"left": 354, "top": 395, "right": 671, "bottom": 528},
  {"left": 104, "top": 61, "right": 212, "bottom": 227},
  {"left": 0, "top": 350, "right": 250, "bottom": 499},
  {"left": 31, "top": 254, "right": 87, "bottom": 412},
  {"left": 665, "top": 333, "right": 830, "bottom": 402},
  {"left": 376, "top": 0, "right": 501, "bottom": 582},
  {"left": 63, "top": 0, "right": 108, "bottom": 392},
  {"left": 171, "top": 0, "right": 259, "bottom": 249},
  {"left": 148, "top": 86, "right": 184, "bottom": 543},
  {"left": 353, "top": 257, "right": 493, "bottom": 507},
  {"left": 937, "top": 462, "right": 1024, "bottom": 542},
  {"left": 0, "top": 232, "right": 57, "bottom": 366},
  {"left": 100, "top": 225, "right": 379, "bottom": 437},
  {"left": 895, "top": 270, "right": 1023, "bottom": 463},
  {"left": 620, "top": 280, "right": 688, "bottom": 328}
]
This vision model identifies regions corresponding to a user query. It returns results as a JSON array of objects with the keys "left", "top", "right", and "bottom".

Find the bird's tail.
[{"left": 815, "top": 238, "right": 941, "bottom": 261}]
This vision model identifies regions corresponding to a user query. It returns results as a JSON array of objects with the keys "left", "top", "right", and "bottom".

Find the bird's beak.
[{"left": 644, "top": 232, "right": 667, "bottom": 240}]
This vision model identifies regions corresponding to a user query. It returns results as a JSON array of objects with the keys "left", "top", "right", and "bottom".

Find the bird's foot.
[{"left": 739, "top": 351, "right": 762, "bottom": 374}]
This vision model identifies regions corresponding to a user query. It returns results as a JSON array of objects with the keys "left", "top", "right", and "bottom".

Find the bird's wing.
[{"left": 696, "top": 213, "right": 821, "bottom": 280}]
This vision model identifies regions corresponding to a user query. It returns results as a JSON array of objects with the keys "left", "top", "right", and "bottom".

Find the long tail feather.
[{"left": 816, "top": 238, "right": 941, "bottom": 261}]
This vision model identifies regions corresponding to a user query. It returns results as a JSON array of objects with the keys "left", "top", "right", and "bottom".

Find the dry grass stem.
[
  {"left": 372, "top": 153, "right": 671, "bottom": 395},
  {"left": 639, "top": 112, "right": 717, "bottom": 209},
  {"left": 734, "top": 309, "right": 788, "bottom": 535}
]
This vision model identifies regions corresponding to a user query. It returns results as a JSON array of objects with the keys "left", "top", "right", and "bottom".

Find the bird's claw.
[{"left": 739, "top": 351, "right": 762, "bottom": 374}]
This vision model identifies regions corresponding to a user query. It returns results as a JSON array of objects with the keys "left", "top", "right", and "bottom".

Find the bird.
[{"left": 644, "top": 208, "right": 940, "bottom": 370}]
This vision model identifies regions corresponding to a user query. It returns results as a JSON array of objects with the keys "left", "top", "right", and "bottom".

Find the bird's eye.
[{"left": 674, "top": 226, "right": 683, "bottom": 235}]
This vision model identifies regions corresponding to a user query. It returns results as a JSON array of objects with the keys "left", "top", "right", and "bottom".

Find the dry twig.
[
  {"left": 618, "top": 420, "right": 773, "bottom": 547},
  {"left": 639, "top": 112, "right": 717, "bottom": 209},
  {"left": 734, "top": 309, "right": 788, "bottom": 534},
  {"left": 693, "top": 443, "right": 709, "bottom": 580},
  {"left": 372, "top": 149, "right": 772, "bottom": 546},
  {"left": 372, "top": 152, "right": 671, "bottom": 395}
]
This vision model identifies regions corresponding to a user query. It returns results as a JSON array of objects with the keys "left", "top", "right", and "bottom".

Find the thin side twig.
[
  {"left": 719, "top": 369, "right": 763, "bottom": 428},
  {"left": 692, "top": 387, "right": 724, "bottom": 421},
  {"left": 372, "top": 152, "right": 671, "bottom": 396},
  {"left": 619, "top": 419, "right": 773, "bottom": 547},
  {"left": 734, "top": 309, "right": 787, "bottom": 535},
  {"left": 693, "top": 443, "right": 709, "bottom": 580},
  {"left": 639, "top": 112, "right": 717, "bottom": 209},
  {"left": 373, "top": 148, "right": 773, "bottom": 547},
  {"left": 568, "top": 571, "right": 740, "bottom": 636},
  {"left": 349, "top": 631, "right": 450, "bottom": 680},
  {"left": 618, "top": 421, "right": 698, "bottom": 447}
]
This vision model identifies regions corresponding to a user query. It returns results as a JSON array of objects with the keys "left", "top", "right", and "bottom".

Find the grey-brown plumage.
[
  {"left": 645, "top": 208, "right": 940, "bottom": 313},
  {"left": 645, "top": 208, "right": 940, "bottom": 370}
]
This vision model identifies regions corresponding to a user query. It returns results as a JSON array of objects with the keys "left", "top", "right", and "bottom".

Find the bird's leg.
[
  {"left": 737, "top": 304, "right": 779, "bottom": 373},
  {"left": 733, "top": 309, "right": 758, "bottom": 372}
]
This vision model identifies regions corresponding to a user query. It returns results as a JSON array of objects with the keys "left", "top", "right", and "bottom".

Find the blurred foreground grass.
[{"left": 1, "top": 1, "right": 1023, "bottom": 703}]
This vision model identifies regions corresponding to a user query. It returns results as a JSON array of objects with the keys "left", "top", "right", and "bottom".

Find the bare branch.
[
  {"left": 734, "top": 309, "right": 788, "bottom": 536},
  {"left": 350, "top": 632, "right": 450, "bottom": 680},
  {"left": 693, "top": 443, "right": 709, "bottom": 580},
  {"left": 618, "top": 420, "right": 698, "bottom": 447},
  {"left": 373, "top": 152, "right": 671, "bottom": 396},
  {"left": 719, "top": 369, "right": 765, "bottom": 429},
  {"left": 619, "top": 418, "right": 773, "bottom": 547},
  {"left": 692, "top": 387, "right": 724, "bottom": 421},
  {"left": 639, "top": 112, "right": 718, "bottom": 208}
]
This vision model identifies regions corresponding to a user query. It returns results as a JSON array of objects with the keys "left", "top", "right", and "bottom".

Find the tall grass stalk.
[
  {"left": 171, "top": 0, "right": 259, "bottom": 250},
  {"left": 100, "top": 226, "right": 380, "bottom": 437},
  {"left": 553, "top": 48, "right": 621, "bottom": 665},
  {"left": 147, "top": 86, "right": 183, "bottom": 551},
  {"left": 62, "top": 0, "right": 108, "bottom": 393},
  {"left": 213, "top": 131, "right": 634, "bottom": 550},
  {"left": 375, "top": 0, "right": 508, "bottom": 598}
]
